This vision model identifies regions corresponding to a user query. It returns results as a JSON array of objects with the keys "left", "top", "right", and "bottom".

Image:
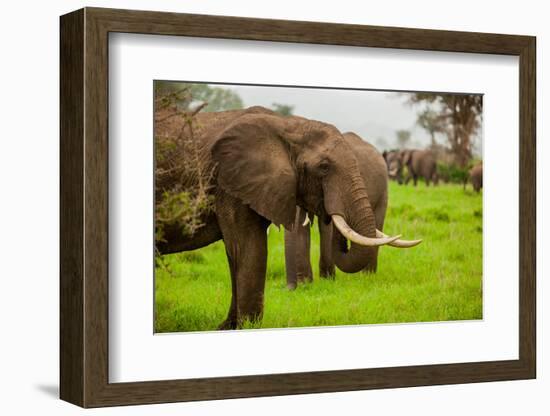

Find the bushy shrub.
[
  {"left": 154, "top": 89, "right": 215, "bottom": 247},
  {"left": 437, "top": 162, "right": 469, "bottom": 184},
  {"left": 155, "top": 190, "right": 214, "bottom": 243}
]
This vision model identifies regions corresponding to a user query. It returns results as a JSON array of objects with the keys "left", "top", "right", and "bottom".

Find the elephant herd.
[
  {"left": 382, "top": 148, "right": 483, "bottom": 192},
  {"left": 156, "top": 105, "right": 480, "bottom": 329}
]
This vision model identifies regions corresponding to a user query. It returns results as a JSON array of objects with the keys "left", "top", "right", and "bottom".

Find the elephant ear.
[{"left": 211, "top": 114, "right": 297, "bottom": 230}]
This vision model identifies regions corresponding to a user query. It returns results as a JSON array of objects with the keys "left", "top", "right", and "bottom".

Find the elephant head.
[
  {"left": 383, "top": 150, "right": 404, "bottom": 184},
  {"left": 212, "top": 108, "right": 413, "bottom": 274}
]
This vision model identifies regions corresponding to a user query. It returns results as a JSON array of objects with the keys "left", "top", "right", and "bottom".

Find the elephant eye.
[{"left": 318, "top": 160, "right": 330, "bottom": 175}]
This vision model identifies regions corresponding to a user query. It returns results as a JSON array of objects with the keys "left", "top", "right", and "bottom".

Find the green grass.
[{"left": 155, "top": 183, "right": 482, "bottom": 332}]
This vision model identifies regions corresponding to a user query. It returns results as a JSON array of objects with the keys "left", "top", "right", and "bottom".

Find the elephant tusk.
[
  {"left": 302, "top": 215, "right": 310, "bottom": 227},
  {"left": 376, "top": 229, "right": 422, "bottom": 248},
  {"left": 331, "top": 215, "right": 401, "bottom": 247}
]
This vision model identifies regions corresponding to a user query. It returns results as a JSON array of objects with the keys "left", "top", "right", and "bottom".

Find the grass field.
[{"left": 155, "top": 183, "right": 483, "bottom": 333}]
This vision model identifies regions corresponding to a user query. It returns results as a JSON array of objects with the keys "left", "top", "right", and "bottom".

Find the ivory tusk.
[
  {"left": 331, "top": 215, "right": 401, "bottom": 247},
  {"left": 376, "top": 229, "right": 422, "bottom": 248},
  {"left": 302, "top": 215, "right": 310, "bottom": 227}
]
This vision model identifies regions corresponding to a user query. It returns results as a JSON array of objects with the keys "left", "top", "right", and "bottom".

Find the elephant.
[
  {"left": 468, "top": 162, "right": 483, "bottom": 192},
  {"left": 382, "top": 150, "right": 404, "bottom": 184},
  {"left": 155, "top": 105, "right": 419, "bottom": 329},
  {"left": 400, "top": 149, "right": 438, "bottom": 186},
  {"left": 285, "top": 134, "right": 421, "bottom": 290}
]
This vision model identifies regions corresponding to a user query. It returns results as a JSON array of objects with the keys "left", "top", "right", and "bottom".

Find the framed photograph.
[{"left": 60, "top": 7, "right": 536, "bottom": 408}]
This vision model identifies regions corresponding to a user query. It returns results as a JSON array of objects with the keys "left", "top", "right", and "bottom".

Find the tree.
[
  {"left": 271, "top": 102, "right": 294, "bottom": 116},
  {"left": 195, "top": 85, "right": 244, "bottom": 112},
  {"left": 395, "top": 129, "right": 411, "bottom": 149},
  {"left": 416, "top": 108, "right": 446, "bottom": 148},
  {"left": 407, "top": 93, "right": 482, "bottom": 167},
  {"left": 154, "top": 81, "right": 244, "bottom": 112}
]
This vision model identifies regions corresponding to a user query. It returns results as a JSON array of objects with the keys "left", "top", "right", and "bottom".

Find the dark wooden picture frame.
[{"left": 60, "top": 7, "right": 536, "bottom": 408}]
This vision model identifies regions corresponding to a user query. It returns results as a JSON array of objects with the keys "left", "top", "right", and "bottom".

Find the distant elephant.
[
  {"left": 284, "top": 133, "right": 421, "bottom": 290},
  {"left": 400, "top": 149, "right": 438, "bottom": 186},
  {"left": 156, "top": 106, "right": 417, "bottom": 329},
  {"left": 468, "top": 162, "right": 483, "bottom": 192},
  {"left": 382, "top": 150, "right": 404, "bottom": 184}
]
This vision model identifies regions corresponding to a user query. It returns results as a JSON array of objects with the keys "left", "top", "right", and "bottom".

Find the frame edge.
[
  {"left": 518, "top": 36, "right": 537, "bottom": 379},
  {"left": 60, "top": 8, "right": 86, "bottom": 408},
  {"left": 61, "top": 7, "right": 538, "bottom": 407}
]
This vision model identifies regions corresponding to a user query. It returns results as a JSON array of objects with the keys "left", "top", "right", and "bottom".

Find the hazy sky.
[{"left": 222, "top": 83, "right": 449, "bottom": 151}]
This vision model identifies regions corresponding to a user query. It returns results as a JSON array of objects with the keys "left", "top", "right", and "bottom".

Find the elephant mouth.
[{"left": 388, "top": 164, "right": 400, "bottom": 177}]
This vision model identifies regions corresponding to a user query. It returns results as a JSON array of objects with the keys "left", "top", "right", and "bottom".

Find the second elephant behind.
[
  {"left": 284, "top": 133, "right": 420, "bottom": 289},
  {"left": 400, "top": 149, "right": 439, "bottom": 187},
  {"left": 467, "top": 162, "right": 483, "bottom": 192}
]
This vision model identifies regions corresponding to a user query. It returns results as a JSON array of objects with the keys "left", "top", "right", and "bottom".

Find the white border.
[{"left": 108, "top": 33, "right": 519, "bottom": 382}]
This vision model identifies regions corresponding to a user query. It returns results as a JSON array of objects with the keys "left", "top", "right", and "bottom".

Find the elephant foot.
[
  {"left": 287, "top": 282, "right": 297, "bottom": 291},
  {"left": 218, "top": 317, "right": 237, "bottom": 330},
  {"left": 297, "top": 273, "right": 313, "bottom": 284},
  {"left": 319, "top": 266, "right": 335, "bottom": 280},
  {"left": 320, "top": 273, "right": 335, "bottom": 280}
]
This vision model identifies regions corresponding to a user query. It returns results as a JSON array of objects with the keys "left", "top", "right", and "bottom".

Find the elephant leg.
[
  {"left": 318, "top": 219, "right": 335, "bottom": 279},
  {"left": 474, "top": 180, "right": 481, "bottom": 192},
  {"left": 284, "top": 227, "right": 298, "bottom": 290},
  {"left": 296, "top": 224, "right": 313, "bottom": 284},
  {"left": 216, "top": 191, "right": 269, "bottom": 328},
  {"left": 425, "top": 175, "right": 430, "bottom": 187},
  {"left": 284, "top": 207, "right": 313, "bottom": 290},
  {"left": 218, "top": 256, "right": 238, "bottom": 330},
  {"left": 413, "top": 174, "right": 418, "bottom": 186}
]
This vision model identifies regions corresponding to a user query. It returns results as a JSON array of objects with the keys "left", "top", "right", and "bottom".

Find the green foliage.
[
  {"left": 155, "top": 183, "right": 483, "bottom": 332},
  {"left": 437, "top": 162, "right": 469, "bottom": 184},
  {"left": 154, "top": 81, "right": 244, "bottom": 112},
  {"left": 271, "top": 102, "right": 294, "bottom": 116},
  {"left": 154, "top": 87, "right": 192, "bottom": 112},
  {"left": 155, "top": 190, "right": 214, "bottom": 242},
  {"left": 194, "top": 84, "right": 244, "bottom": 112},
  {"left": 177, "top": 251, "right": 206, "bottom": 263}
]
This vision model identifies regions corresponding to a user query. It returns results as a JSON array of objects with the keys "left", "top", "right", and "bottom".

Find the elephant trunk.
[{"left": 329, "top": 172, "right": 381, "bottom": 273}]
